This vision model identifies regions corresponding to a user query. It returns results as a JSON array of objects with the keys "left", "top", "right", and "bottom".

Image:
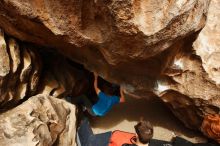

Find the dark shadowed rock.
[{"left": 0, "top": 30, "right": 88, "bottom": 111}]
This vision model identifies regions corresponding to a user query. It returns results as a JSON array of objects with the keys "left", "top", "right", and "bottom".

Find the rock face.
[
  {"left": 0, "top": 29, "right": 87, "bottom": 110},
  {"left": 0, "top": 0, "right": 210, "bottom": 80},
  {"left": 193, "top": 0, "right": 220, "bottom": 141},
  {"left": 155, "top": 0, "right": 220, "bottom": 142},
  {"left": 0, "top": 30, "right": 42, "bottom": 109},
  {"left": 0, "top": 94, "right": 76, "bottom": 146},
  {"left": 0, "top": 0, "right": 219, "bottom": 143},
  {"left": 0, "top": 30, "right": 86, "bottom": 145}
]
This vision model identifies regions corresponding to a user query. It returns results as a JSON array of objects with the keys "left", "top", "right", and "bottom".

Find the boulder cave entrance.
[{"left": 0, "top": 30, "right": 217, "bottom": 145}]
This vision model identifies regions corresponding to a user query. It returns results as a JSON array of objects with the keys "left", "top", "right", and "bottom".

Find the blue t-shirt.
[{"left": 92, "top": 92, "right": 120, "bottom": 116}]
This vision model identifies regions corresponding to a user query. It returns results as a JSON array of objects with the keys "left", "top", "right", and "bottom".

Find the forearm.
[
  {"left": 120, "top": 87, "right": 125, "bottom": 102},
  {"left": 93, "top": 73, "right": 100, "bottom": 94}
]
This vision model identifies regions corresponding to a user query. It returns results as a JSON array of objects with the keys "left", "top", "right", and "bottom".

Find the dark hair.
[
  {"left": 102, "top": 84, "right": 118, "bottom": 96},
  {"left": 134, "top": 120, "right": 153, "bottom": 144}
]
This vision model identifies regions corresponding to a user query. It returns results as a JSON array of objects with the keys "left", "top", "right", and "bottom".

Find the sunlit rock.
[{"left": 0, "top": 94, "right": 76, "bottom": 146}]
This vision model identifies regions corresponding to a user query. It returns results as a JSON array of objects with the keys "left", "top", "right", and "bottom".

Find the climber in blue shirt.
[
  {"left": 91, "top": 72, "right": 125, "bottom": 116},
  {"left": 72, "top": 72, "right": 125, "bottom": 116}
]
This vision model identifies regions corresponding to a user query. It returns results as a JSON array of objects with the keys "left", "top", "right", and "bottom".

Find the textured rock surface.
[
  {"left": 0, "top": 29, "right": 87, "bottom": 110},
  {"left": 0, "top": 30, "right": 85, "bottom": 145},
  {"left": 0, "top": 0, "right": 219, "bottom": 143},
  {"left": 0, "top": 30, "right": 42, "bottom": 109},
  {"left": 194, "top": 0, "right": 220, "bottom": 141},
  {"left": 0, "top": 0, "right": 210, "bottom": 80},
  {"left": 0, "top": 94, "right": 76, "bottom": 146},
  {"left": 194, "top": 0, "right": 220, "bottom": 85},
  {"left": 155, "top": 0, "right": 220, "bottom": 142}
]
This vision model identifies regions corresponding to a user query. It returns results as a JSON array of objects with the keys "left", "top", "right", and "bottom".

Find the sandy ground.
[{"left": 90, "top": 96, "right": 207, "bottom": 143}]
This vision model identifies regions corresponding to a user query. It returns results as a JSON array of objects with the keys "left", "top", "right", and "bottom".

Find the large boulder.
[
  {"left": 0, "top": 0, "right": 219, "bottom": 143},
  {"left": 0, "top": 0, "right": 210, "bottom": 81},
  {"left": 193, "top": 0, "right": 220, "bottom": 141},
  {"left": 0, "top": 94, "right": 77, "bottom": 146},
  {"left": 155, "top": 0, "right": 220, "bottom": 142}
]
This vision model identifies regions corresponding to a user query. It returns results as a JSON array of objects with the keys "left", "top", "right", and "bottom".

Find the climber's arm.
[
  {"left": 119, "top": 87, "right": 125, "bottom": 103},
  {"left": 93, "top": 72, "right": 101, "bottom": 95}
]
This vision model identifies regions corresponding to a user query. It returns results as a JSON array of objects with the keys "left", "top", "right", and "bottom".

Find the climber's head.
[{"left": 102, "top": 82, "right": 119, "bottom": 96}]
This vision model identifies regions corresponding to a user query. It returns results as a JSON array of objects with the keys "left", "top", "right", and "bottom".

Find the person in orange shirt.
[
  {"left": 76, "top": 118, "right": 174, "bottom": 146},
  {"left": 76, "top": 118, "right": 218, "bottom": 146}
]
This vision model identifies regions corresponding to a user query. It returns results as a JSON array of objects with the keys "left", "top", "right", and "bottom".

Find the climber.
[
  {"left": 76, "top": 118, "right": 219, "bottom": 146},
  {"left": 72, "top": 72, "right": 125, "bottom": 116},
  {"left": 91, "top": 72, "right": 125, "bottom": 116}
]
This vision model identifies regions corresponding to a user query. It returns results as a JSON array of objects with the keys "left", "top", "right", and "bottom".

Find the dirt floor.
[{"left": 90, "top": 96, "right": 207, "bottom": 143}]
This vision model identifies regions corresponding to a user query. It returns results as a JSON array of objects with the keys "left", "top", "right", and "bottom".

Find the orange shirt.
[{"left": 109, "top": 130, "right": 136, "bottom": 146}]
